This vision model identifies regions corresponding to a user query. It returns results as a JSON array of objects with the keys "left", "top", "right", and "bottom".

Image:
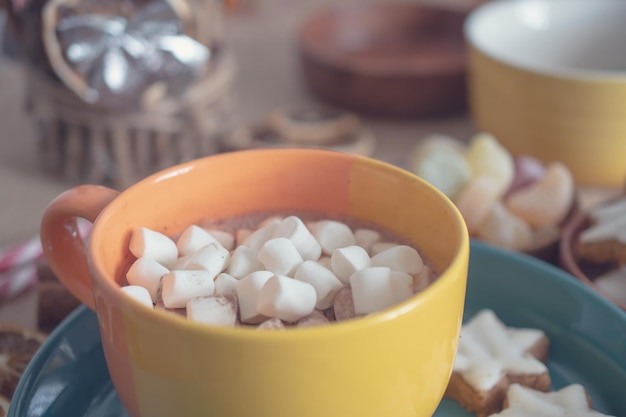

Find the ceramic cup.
[
  {"left": 465, "top": 0, "right": 626, "bottom": 186},
  {"left": 40, "top": 149, "right": 469, "bottom": 417}
]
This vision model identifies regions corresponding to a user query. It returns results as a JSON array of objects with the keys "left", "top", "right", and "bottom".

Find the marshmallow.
[
  {"left": 121, "top": 285, "right": 154, "bottom": 308},
  {"left": 333, "top": 285, "right": 356, "bottom": 321},
  {"left": 370, "top": 242, "right": 397, "bottom": 256},
  {"left": 311, "top": 220, "right": 356, "bottom": 255},
  {"left": 257, "top": 275, "right": 317, "bottom": 323},
  {"left": 413, "top": 265, "right": 433, "bottom": 292},
  {"left": 331, "top": 245, "right": 370, "bottom": 283},
  {"left": 236, "top": 270, "right": 273, "bottom": 324},
  {"left": 236, "top": 229, "right": 252, "bottom": 247},
  {"left": 354, "top": 228, "right": 381, "bottom": 254},
  {"left": 171, "top": 254, "right": 191, "bottom": 270},
  {"left": 257, "top": 317, "right": 286, "bottom": 330},
  {"left": 294, "top": 260, "right": 343, "bottom": 310},
  {"left": 177, "top": 225, "right": 220, "bottom": 257},
  {"left": 350, "top": 267, "right": 395, "bottom": 315},
  {"left": 370, "top": 245, "right": 424, "bottom": 275},
  {"left": 184, "top": 243, "right": 230, "bottom": 279},
  {"left": 272, "top": 216, "right": 322, "bottom": 261},
  {"left": 161, "top": 270, "right": 215, "bottom": 309},
  {"left": 214, "top": 273, "right": 238, "bottom": 297},
  {"left": 258, "top": 238, "right": 304, "bottom": 276},
  {"left": 186, "top": 295, "right": 237, "bottom": 327},
  {"left": 126, "top": 257, "right": 169, "bottom": 302},
  {"left": 243, "top": 218, "right": 281, "bottom": 252},
  {"left": 259, "top": 216, "right": 284, "bottom": 228},
  {"left": 154, "top": 300, "right": 186, "bottom": 316},
  {"left": 205, "top": 229, "right": 235, "bottom": 251},
  {"left": 129, "top": 227, "right": 178, "bottom": 268},
  {"left": 296, "top": 309, "right": 330, "bottom": 328},
  {"left": 227, "top": 245, "right": 263, "bottom": 278},
  {"left": 390, "top": 271, "right": 414, "bottom": 303}
]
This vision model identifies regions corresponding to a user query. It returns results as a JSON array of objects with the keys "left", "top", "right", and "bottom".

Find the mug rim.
[
  {"left": 88, "top": 148, "right": 470, "bottom": 339},
  {"left": 464, "top": 0, "right": 626, "bottom": 82}
]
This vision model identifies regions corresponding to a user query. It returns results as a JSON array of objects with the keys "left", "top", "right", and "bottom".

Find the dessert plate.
[{"left": 10, "top": 241, "right": 626, "bottom": 417}]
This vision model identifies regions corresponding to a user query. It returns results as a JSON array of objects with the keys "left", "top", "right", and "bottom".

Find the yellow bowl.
[
  {"left": 40, "top": 149, "right": 469, "bottom": 417},
  {"left": 465, "top": 0, "right": 626, "bottom": 187}
]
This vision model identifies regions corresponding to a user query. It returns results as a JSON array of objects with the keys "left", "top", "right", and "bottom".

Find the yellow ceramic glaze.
[
  {"left": 40, "top": 149, "right": 469, "bottom": 417},
  {"left": 466, "top": 0, "right": 626, "bottom": 187}
]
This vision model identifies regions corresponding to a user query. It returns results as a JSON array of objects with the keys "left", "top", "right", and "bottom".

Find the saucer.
[{"left": 10, "top": 241, "right": 626, "bottom": 416}]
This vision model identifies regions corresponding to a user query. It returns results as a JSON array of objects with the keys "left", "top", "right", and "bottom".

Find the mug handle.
[{"left": 40, "top": 185, "right": 119, "bottom": 310}]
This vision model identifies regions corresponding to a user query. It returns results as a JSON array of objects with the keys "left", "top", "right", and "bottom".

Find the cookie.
[
  {"left": 445, "top": 309, "right": 551, "bottom": 417},
  {"left": 577, "top": 196, "right": 626, "bottom": 265},
  {"left": 267, "top": 108, "right": 360, "bottom": 146},
  {"left": 490, "top": 383, "right": 614, "bottom": 417}
]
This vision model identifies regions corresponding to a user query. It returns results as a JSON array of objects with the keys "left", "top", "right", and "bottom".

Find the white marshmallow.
[
  {"left": 177, "top": 225, "right": 220, "bottom": 257},
  {"left": 243, "top": 218, "right": 281, "bottom": 252},
  {"left": 171, "top": 254, "right": 191, "bottom": 270},
  {"left": 294, "top": 260, "right": 343, "bottom": 310},
  {"left": 161, "top": 270, "right": 215, "bottom": 308},
  {"left": 311, "top": 220, "right": 356, "bottom": 255},
  {"left": 129, "top": 227, "right": 178, "bottom": 268},
  {"left": 350, "top": 267, "right": 396, "bottom": 315},
  {"left": 259, "top": 216, "right": 284, "bottom": 228},
  {"left": 272, "top": 216, "right": 322, "bottom": 261},
  {"left": 331, "top": 245, "right": 370, "bottom": 284},
  {"left": 227, "top": 245, "right": 263, "bottom": 278},
  {"left": 154, "top": 299, "right": 185, "bottom": 316},
  {"left": 414, "top": 265, "right": 433, "bottom": 292},
  {"left": 214, "top": 273, "right": 238, "bottom": 297},
  {"left": 370, "top": 245, "right": 424, "bottom": 275},
  {"left": 390, "top": 271, "right": 414, "bottom": 303},
  {"left": 236, "top": 229, "right": 252, "bottom": 247},
  {"left": 258, "top": 238, "right": 304, "bottom": 276},
  {"left": 121, "top": 285, "right": 154, "bottom": 308},
  {"left": 257, "top": 275, "right": 317, "bottom": 323},
  {"left": 370, "top": 242, "right": 397, "bottom": 256},
  {"left": 126, "top": 257, "right": 169, "bottom": 302},
  {"left": 205, "top": 229, "right": 235, "bottom": 251},
  {"left": 184, "top": 243, "right": 230, "bottom": 279},
  {"left": 186, "top": 295, "right": 237, "bottom": 327},
  {"left": 333, "top": 285, "right": 356, "bottom": 321},
  {"left": 236, "top": 270, "right": 273, "bottom": 324},
  {"left": 354, "top": 228, "right": 381, "bottom": 254}
]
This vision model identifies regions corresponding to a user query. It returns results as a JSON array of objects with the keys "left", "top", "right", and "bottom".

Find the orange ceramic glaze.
[{"left": 40, "top": 149, "right": 469, "bottom": 417}]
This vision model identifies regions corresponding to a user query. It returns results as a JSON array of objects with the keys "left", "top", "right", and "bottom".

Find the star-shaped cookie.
[
  {"left": 445, "top": 309, "right": 551, "bottom": 417},
  {"left": 490, "top": 383, "right": 615, "bottom": 417}
]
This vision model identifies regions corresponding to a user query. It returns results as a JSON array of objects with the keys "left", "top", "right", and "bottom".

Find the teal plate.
[{"left": 10, "top": 241, "right": 626, "bottom": 417}]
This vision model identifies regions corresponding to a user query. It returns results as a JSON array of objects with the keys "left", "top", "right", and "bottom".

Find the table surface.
[{"left": 0, "top": 0, "right": 618, "bottom": 329}]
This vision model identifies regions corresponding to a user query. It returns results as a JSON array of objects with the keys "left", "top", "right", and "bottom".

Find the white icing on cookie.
[
  {"left": 580, "top": 197, "right": 626, "bottom": 244},
  {"left": 490, "top": 384, "right": 615, "bottom": 417},
  {"left": 453, "top": 309, "right": 547, "bottom": 391}
]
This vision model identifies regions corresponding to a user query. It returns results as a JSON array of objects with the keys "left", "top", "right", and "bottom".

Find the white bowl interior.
[{"left": 466, "top": 0, "right": 626, "bottom": 76}]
